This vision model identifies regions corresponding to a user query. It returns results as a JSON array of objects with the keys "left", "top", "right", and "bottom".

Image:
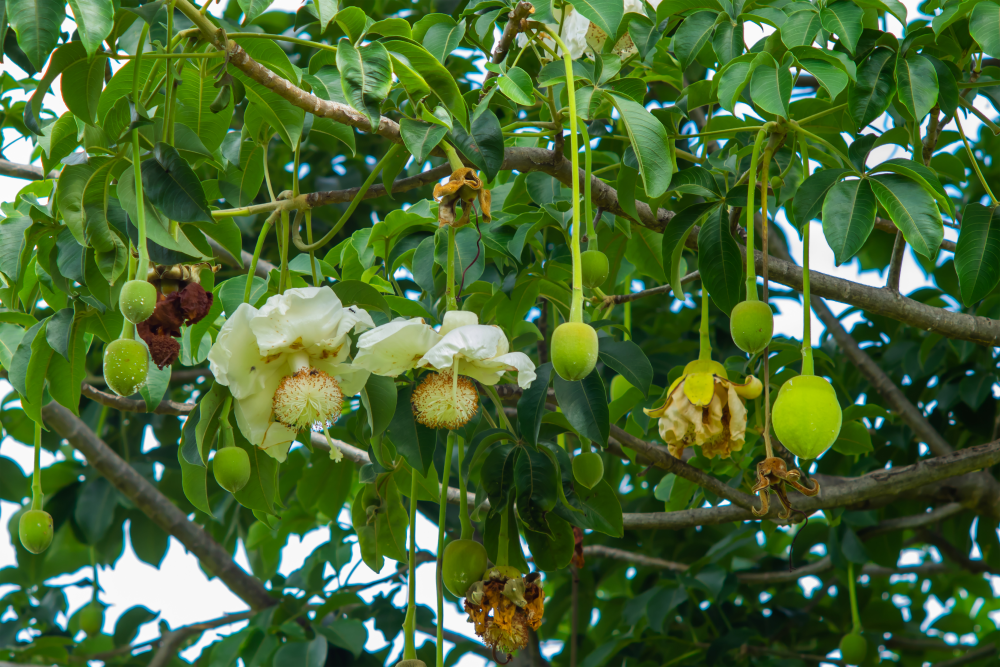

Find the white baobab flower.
[
  {"left": 353, "top": 311, "right": 536, "bottom": 429},
  {"left": 207, "top": 286, "right": 374, "bottom": 462}
]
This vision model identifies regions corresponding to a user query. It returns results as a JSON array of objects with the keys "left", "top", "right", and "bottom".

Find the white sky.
[{"left": 0, "top": 0, "right": 995, "bottom": 665}]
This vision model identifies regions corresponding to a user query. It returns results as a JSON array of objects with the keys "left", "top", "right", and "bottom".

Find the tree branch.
[
  {"left": 480, "top": 2, "right": 535, "bottom": 99},
  {"left": 0, "top": 158, "right": 57, "bottom": 180},
  {"left": 41, "top": 402, "right": 276, "bottom": 611},
  {"left": 82, "top": 383, "right": 194, "bottom": 415}
]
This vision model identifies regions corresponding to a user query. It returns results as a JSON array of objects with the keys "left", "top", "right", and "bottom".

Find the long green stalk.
[
  {"left": 744, "top": 130, "right": 767, "bottom": 301},
  {"left": 436, "top": 434, "right": 455, "bottom": 667},
  {"left": 847, "top": 562, "right": 862, "bottom": 633},
  {"left": 403, "top": 469, "right": 420, "bottom": 660},
  {"left": 457, "top": 435, "right": 472, "bottom": 540},
  {"left": 244, "top": 215, "right": 274, "bottom": 302},
  {"left": 31, "top": 421, "right": 42, "bottom": 510},
  {"left": 698, "top": 285, "right": 710, "bottom": 361},
  {"left": 496, "top": 500, "right": 510, "bottom": 568}
]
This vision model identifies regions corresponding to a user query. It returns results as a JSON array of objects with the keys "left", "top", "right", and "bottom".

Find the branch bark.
[{"left": 41, "top": 402, "right": 276, "bottom": 611}]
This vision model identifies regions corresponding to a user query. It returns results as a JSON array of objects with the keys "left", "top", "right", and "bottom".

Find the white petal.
[
  {"left": 495, "top": 352, "right": 537, "bottom": 388},
  {"left": 314, "top": 359, "right": 372, "bottom": 398},
  {"left": 231, "top": 368, "right": 291, "bottom": 458},
  {"left": 250, "top": 286, "right": 361, "bottom": 359},
  {"left": 208, "top": 303, "right": 272, "bottom": 399},
  {"left": 459, "top": 352, "right": 536, "bottom": 387},
  {"left": 353, "top": 318, "right": 441, "bottom": 376},
  {"left": 419, "top": 324, "right": 508, "bottom": 370},
  {"left": 440, "top": 310, "right": 478, "bottom": 334}
]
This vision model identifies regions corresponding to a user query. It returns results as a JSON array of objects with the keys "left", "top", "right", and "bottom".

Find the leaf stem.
[
  {"left": 745, "top": 130, "right": 767, "bottom": 300},
  {"left": 225, "top": 31, "right": 339, "bottom": 55},
  {"left": 165, "top": 1, "right": 176, "bottom": 146},
  {"left": 496, "top": 499, "right": 510, "bottom": 568},
  {"left": 245, "top": 214, "right": 274, "bottom": 302},
  {"left": 436, "top": 433, "right": 455, "bottom": 667},
  {"left": 699, "top": 284, "right": 711, "bottom": 361},
  {"left": 793, "top": 124, "right": 859, "bottom": 175},
  {"left": 447, "top": 225, "right": 457, "bottom": 311},
  {"left": 542, "top": 27, "right": 583, "bottom": 323},
  {"left": 440, "top": 140, "right": 465, "bottom": 171},
  {"left": 802, "top": 221, "right": 814, "bottom": 376},
  {"left": 848, "top": 561, "right": 862, "bottom": 633},
  {"left": 483, "top": 384, "right": 516, "bottom": 434},
  {"left": 457, "top": 434, "right": 472, "bottom": 540},
  {"left": 403, "top": 468, "right": 419, "bottom": 660},
  {"left": 955, "top": 112, "right": 998, "bottom": 207},
  {"left": 580, "top": 120, "right": 596, "bottom": 251},
  {"left": 794, "top": 102, "right": 847, "bottom": 126}
]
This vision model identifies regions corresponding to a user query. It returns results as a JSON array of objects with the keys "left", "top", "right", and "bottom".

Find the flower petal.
[
  {"left": 354, "top": 317, "right": 441, "bottom": 376},
  {"left": 420, "top": 324, "right": 508, "bottom": 370},
  {"left": 682, "top": 373, "right": 715, "bottom": 407},
  {"left": 231, "top": 368, "right": 295, "bottom": 462},
  {"left": 461, "top": 352, "right": 536, "bottom": 388},
  {"left": 314, "top": 359, "right": 372, "bottom": 398},
  {"left": 208, "top": 303, "right": 273, "bottom": 399},
  {"left": 440, "top": 310, "right": 479, "bottom": 334},
  {"left": 250, "top": 286, "right": 364, "bottom": 359}
]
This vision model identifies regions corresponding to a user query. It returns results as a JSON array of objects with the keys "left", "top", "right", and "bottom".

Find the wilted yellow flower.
[
  {"left": 644, "top": 359, "right": 762, "bottom": 460},
  {"left": 433, "top": 168, "right": 492, "bottom": 227},
  {"left": 464, "top": 569, "right": 544, "bottom": 656}
]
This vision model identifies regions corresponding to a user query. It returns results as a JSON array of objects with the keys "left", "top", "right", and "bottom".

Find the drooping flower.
[
  {"left": 644, "top": 359, "right": 762, "bottom": 460},
  {"left": 433, "top": 168, "right": 492, "bottom": 227},
  {"left": 207, "top": 286, "right": 374, "bottom": 462},
  {"left": 353, "top": 311, "right": 536, "bottom": 429},
  {"left": 464, "top": 569, "right": 544, "bottom": 657}
]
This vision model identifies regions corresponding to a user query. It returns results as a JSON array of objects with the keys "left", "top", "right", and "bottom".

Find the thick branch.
[
  {"left": 41, "top": 402, "right": 276, "bottom": 611},
  {"left": 0, "top": 158, "right": 57, "bottom": 180},
  {"left": 82, "top": 383, "right": 194, "bottom": 415}
]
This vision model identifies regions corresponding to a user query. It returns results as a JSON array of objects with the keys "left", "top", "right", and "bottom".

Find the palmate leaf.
[{"left": 954, "top": 203, "right": 1000, "bottom": 305}]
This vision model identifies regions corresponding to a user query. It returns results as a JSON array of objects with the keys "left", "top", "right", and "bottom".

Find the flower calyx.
[{"left": 433, "top": 168, "right": 492, "bottom": 227}]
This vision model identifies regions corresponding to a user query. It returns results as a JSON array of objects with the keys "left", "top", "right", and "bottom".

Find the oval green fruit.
[
  {"left": 213, "top": 447, "right": 251, "bottom": 493},
  {"left": 573, "top": 452, "right": 604, "bottom": 489},
  {"left": 119, "top": 280, "right": 157, "bottom": 324},
  {"left": 730, "top": 299, "right": 774, "bottom": 354},
  {"left": 839, "top": 632, "right": 867, "bottom": 665},
  {"left": 773, "top": 375, "right": 842, "bottom": 459},
  {"left": 580, "top": 250, "right": 609, "bottom": 289},
  {"left": 78, "top": 601, "right": 105, "bottom": 635},
  {"left": 19, "top": 508, "right": 53, "bottom": 554},
  {"left": 103, "top": 338, "right": 149, "bottom": 397},
  {"left": 442, "top": 539, "right": 488, "bottom": 597},
  {"left": 610, "top": 374, "right": 634, "bottom": 402},
  {"left": 551, "top": 322, "right": 598, "bottom": 381}
]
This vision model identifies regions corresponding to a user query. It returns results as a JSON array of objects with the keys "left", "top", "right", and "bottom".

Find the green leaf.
[
  {"left": 673, "top": 11, "right": 718, "bottom": 70},
  {"left": 484, "top": 497, "right": 530, "bottom": 572},
  {"left": 517, "top": 362, "right": 553, "bottom": 447},
  {"left": 553, "top": 370, "right": 610, "bottom": 447},
  {"left": 220, "top": 139, "right": 265, "bottom": 207},
  {"left": 791, "top": 168, "right": 849, "bottom": 230},
  {"left": 522, "top": 513, "right": 575, "bottom": 571},
  {"left": 315, "top": 0, "right": 338, "bottom": 32},
  {"left": 24, "top": 42, "right": 90, "bottom": 134},
  {"left": 309, "top": 116, "right": 356, "bottom": 156},
  {"left": 361, "top": 374, "right": 397, "bottom": 438},
  {"left": 297, "top": 448, "right": 355, "bottom": 519},
  {"left": 868, "top": 157, "right": 955, "bottom": 220},
  {"left": 423, "top": 19, "right": 465, "bottom": 63},
  {"left": 820, "top": 1, "right": 863, "bottom": 55},
  {"left": 971, "top": 0, "right": 1000, "bottom": 58},
  {"left": 954, "top": 203, "right": 1000, "bottom": 305},
  {"left": 448, "top": 107, "right": 504, "bottom": 182},
  {"left": 925, "top": 55, "right": 959, "bottom": 117},
  {"left": 664, "top": 201, "right": 718, "bottom": 298},
  {"left": 141, "top": 143, "right": 213, "bottom": 223},
  {"left": 129, "top": 512, "right": 169, "bottom": 567},
  {"left": 386, "top": 386, "right": 436, "bottom": 476},
  {"left": 336, "top": 39, "right": 392, "bottom": 132},
  {"left": 67, "top": 0, "right": 113, "bottom": 58},
  {"left": 7, "top": 0, "right": 62, "bottom": 71},
  {"left": 317, "top": 619, "right": 367, "bottom": 658},
  {"left": 712, "top": 20, "right": 743, "bottom": 64},
  {"left": 75, "top": 478, "right": 118, "bottom": 543},
  {"left": 230, "top": 68, "right": 305, "bottom": 149},
  {"left": 482, "top": 444, "right": 518, "bottom": 511},
  {"left": 821, "top": 179, "right": 877, "bottom": 265},
  {"left": 176, "top": 64, "right": 234, "bottom": 152},
  {"left": 832, "top": 420, "right": 873, "bottom": 455},
  {"left": 749, "top": 57, "right": 791, "bottom": 118},
  {"left": 515, "top": 446, "right": 559, "bottom": 534},
  {"left": 399, "top": 118, "right": 447, "bottom": 164},
  {"left": 112, "top": 606, "right": 158, "bottom": 647},
  {"left": 625, "top": 226, "right": 666, "bottom": 282},
  {"left": 870, "top": 174, "right": 943, "bottom": 259},
  {"left": 238, "top": 0, "right": 272, "bottom": 25},
  {"left": 780, "top": 9, "right": 822, "bottom": 48},
  {"left": 231, "top": 426, "right": 279, "bottom": 515},
  {"left": 384, "top": 39, "right": 468, "bottom": 130},
  {"left": 331, "top": 279, "right": 391, "bottom": 317},
  {"left": 849, "top": 48, "right": 896, "bottom": 131},
  {"left": 274, "top": 636, "right": 327, "bottom": 667},
  {"left": 350, "top": 472, "right": 409, "bottom": 571},
  {"left": 894, "top": 52, "right": 938, "bottom": 121},
  {"left": 598, "top": 338, "right": 652, "bottom": 397},
  {"left": 139, "top": 363, "right": 171, "bottom": 412},
  {"left": 8, "top": 319, "right": 43, "bottom": 398},
  {"left": 573, "top": 0, "right": 625, "bottom": 38},
  {"left": 616, "top": 165, "right": 639, "bottom": 220},
  {"left": 697, "top": 206, "right": 743, "bottom": 315},
  {"left": 604, "top": 92, "right": 673, "bottom": 198},
  {"left": 799, "top": 58, "right": 849, "bottom": 99},
  {"left": 497, "top": 66, "right": 535, "bottom": 106},
  {"left": 715, "top": 53, "right": 760, "bottom": 112}
]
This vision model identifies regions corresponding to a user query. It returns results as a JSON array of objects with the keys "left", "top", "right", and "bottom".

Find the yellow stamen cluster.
[
  {"left": 272, "top": 368, "right": 343, "bottom": 430},
  {"left": 411, "top": 371, "right": 479, "bottom": 430}
]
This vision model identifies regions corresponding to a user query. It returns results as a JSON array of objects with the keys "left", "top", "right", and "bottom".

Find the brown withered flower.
[
  {"left": 464, "top": 568, "right": 544, "bottom": 662},
  {"left": 433, "top": 168, "right": 492, "bottom": 227},
  {"left": 751, "top": 456, "right": 820, "bottom": 520},
  {"left": 136, "top": 263, "right": 217, "bottom": 369}
]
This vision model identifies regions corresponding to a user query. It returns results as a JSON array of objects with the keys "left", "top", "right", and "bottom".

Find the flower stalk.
[
  {"left": 744, "top": 130, "right": 767, "bottom": 301},
  {"left": 436, "top": 433, "right": 455, "bottom": 667},
  {"left": 403, "top": 468, "right": 419, "bottom": 660},
  {"left": 31, "top": 420, "right": 43, "bottom": 510}
]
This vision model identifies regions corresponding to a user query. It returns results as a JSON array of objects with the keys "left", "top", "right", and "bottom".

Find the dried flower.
[
  {"left": 137, "top": 282, "right": 214, "bottom": 369},
  {"left": 464, "top": 569, "right": 544, "bottom": 656},
  {"left": 644, "top": 359, "right": 762, "bottom": 460},
  {"left": 433, "top": 168, "right": 492, "bottom": 227}
]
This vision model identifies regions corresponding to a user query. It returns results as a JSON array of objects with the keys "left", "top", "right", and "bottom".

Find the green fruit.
[
  {"left": 19, "top": 509, "right": 53, "bottom": 554},
  {"left": 103, "top": 338, "right": 149, "bottom": 397},
  {"left": 683, "top": 358, "right": 728, "bottom": 379},
  {"left": 486, "top": 565, "right": 523, "bottom": 580},
  {"left": 213, "top": 447, "right": 251, "bottom": 493},
  {"left": 839, "top": 632, "right": 867, "bottom": 665},
  {"left": 580, "top": 250, "right": 609, "bottom": 289},
  {"left": 610, "top": 375, "right": 634, "bottom": 402},
  {"left": 551, "top": 322, "right": 598, "bottom": 381},
  {"left": 442, "top": 539, "right": 488, "bottom": 597},
  {"left": 78, "top": 601, "right": 105, "bottom": 635},
  {"left": 573, "top": 452, "right": 604, "bottom": 489},
  {"left": 119, "top": 280, "right": 157, "bottom": 324},
  {"left": 730, "top": 299, "right": 774, "bottom": 354},
  {"left": 773, "top": 375, "right": 842, "bottom": 459}
]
